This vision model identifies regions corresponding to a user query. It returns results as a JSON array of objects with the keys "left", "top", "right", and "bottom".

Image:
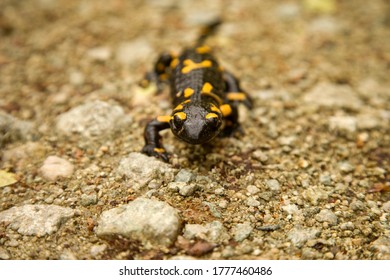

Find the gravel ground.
[{"left": 0, "top": 0, "right": 389, "bottom": 260}]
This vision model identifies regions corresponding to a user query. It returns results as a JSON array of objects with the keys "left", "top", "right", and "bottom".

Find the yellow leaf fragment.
[{"left": 0, "top": 170, "right": 17, "bottom": 187}]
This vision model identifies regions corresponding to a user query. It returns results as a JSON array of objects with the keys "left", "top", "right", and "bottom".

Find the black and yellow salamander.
[{"left": 140, "top": 20, "right": 253, "bottom": 162}]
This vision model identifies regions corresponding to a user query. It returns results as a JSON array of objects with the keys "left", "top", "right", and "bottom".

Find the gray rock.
[
  {"left": 282, "top": 204, "right": 302, "bottom": 216},
  {"left": 116, "top": 39, "right": 153, "bottom": 65},
  {"left": 87, "top": 46, "right": 112, "bottom": 61},
  {"left": 90, "top": 244, "right": 107, "bottom": 257},
  {"left": 0, "top": 111, "right": 36, "bottom": 147},
  {"left": 303, "top": 82, "right": 362, "bottom": 110},
  {"left": 288, "top": 227, "right": 321, "bottom": 248},
  {"left": 246, "top": 197, "right": 260, "bottom": 207},
  {"left": 117, "top": 152, "right": 175, "bottom": 187},
  {"left": 370, "top": 236, "right": 390, "bottom": 258},
  {"left": 168, "top": 182, "right": 199, "bottom": 196},
  {"left": 315, "top": 209, "right": 338, "bottom": 225},
  {"left": 95, "top": 198, "right": 181, "bottom": 246},
  {"left": 232, "top": 222, "right": 253, "bottom": 242},
  {"left": 266, "top": 179, "right": 281, "bottom": 191},
  {"left": 382, "top": 201, "right": 390, "bottom": 213},
  {"left": 302, "top": 186, "right": 329, "bottom": 205},
  {"left": 56, "top": 100, "right": 129, "bottom": 139},
  {"left": 252, "top": 150, "right": 269, "bottom": 163},
  {"left": 329, "top": 116, "right": 357, "bottom": 133},
  {"left": 246, "top": 185, "right": 260, "bottom": 195},
  {"left": 174, "top": 169, "right": 196, "bottom": 183},
  {"left": 350, "top": 200, "right": 366, "bottom": 211},
  {"left": 319, "top": 174, "right": 332, "bottom": 186},
  {"left": 340, "top": 222, "right": 355, "bottom": 230},
  {"left": 0, "top": 204, "right": 75, "bottom": 236},
  {"left": 357, "top": 114, "right": 382, "bottom": 130},
  {"left": 338, "top": 161, "right": 355, "bottom": 173},
  {"left": 40, "top": 156, "right": 74, "bottom": 181},
  {"left": 0, "top": 247, "right": 10, "bottom": 260},
  {"left": 80, "top": 193, "right": 98, "bottom": 206}
]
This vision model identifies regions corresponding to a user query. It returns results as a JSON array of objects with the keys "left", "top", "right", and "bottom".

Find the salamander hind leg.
[
  {"left": 218, "top": 103, "right": 244, "bottom": 137},
  {"left": 139, "top": 52, "right": 175, "bottom": 93},
  {"left": 223, "top": 71, "right": 253, "bottom": 109}
]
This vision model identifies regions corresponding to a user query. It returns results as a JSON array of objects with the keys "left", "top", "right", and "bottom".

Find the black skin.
[{"left": 140, "top": 24, "right": 252, "bottom": 162}]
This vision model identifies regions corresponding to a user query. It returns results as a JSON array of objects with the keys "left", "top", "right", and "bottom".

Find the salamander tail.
[{"left": 196, "top": 18, "right": 222, "bottom": 46}]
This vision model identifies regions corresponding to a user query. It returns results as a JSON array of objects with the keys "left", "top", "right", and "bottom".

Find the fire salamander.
[{"left": 140, "top": 20, "right": 253, "bottom": 162}]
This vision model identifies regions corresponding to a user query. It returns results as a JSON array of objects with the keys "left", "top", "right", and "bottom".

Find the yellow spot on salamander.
[
  {"left": 196, "top": 45, "right": 211, "bottom": 54},
  {"left": 206, "top": 113, "right": 219, "bottom": 119},
  {"left": 184, "top": 88, "right": 194, "bottom": 98},
  {"left": 183, "top": 100, "right": 191, "bottom": 104},
  {"left": 174, "top": 112, "right": 187, "bottom": 120},
  {"left": 157, "top": 115, "right": 172, "bottom": 123},
  {"left": 227, "top": 92, "right": 247, "bottom": 101},
  {"left": 170, "top": 58, "right": 179, "bottom": 68},
  {"left": 159, "top": 73, "right": 168, "bottom": 81},
  {"left": 174, "top": 104, "right": 184, "bottom": 111},
  {"left": 154, "top": 148, "right": 165, "bottom": 153},
  {"left": 219, "top": 104, "right": 232, "bottom": 117},
  {"left": 201, "top": 82, "right": 213, "bottom": 93},
  {"left": 210, "top": 104, "right": 221, "bottom": 113},
  {"left": 182, "top": 59, "right": 212, "bottom": 74}
]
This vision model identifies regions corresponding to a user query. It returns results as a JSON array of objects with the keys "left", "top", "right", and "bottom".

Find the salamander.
[{"left": 140, "top": 20, "right": 253, "bottom": 162}]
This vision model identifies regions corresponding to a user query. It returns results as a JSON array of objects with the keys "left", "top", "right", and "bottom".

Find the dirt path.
[{"left": 0, "top": 0, "right": 389, "bottom": 260}]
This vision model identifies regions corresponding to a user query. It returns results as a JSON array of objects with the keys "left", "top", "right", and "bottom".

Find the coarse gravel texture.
[{"left": 0, "top": 0, "right": 389, "bottom": 260}]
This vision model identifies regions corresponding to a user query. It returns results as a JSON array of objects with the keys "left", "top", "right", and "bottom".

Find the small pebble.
[
  {"left": 87, "top": 46, "right": 111, "bottom": 61},
  {"left": 338, "top": 161, "right": 355, "bottom": 173},
  {"left": 382, "top": 201, "right": 390, "bottom": 213},
  {"left": 174, "top": 169, "right": 196, "bottom": 183},
  {"left": 90, "top": 244, "right": 107, "bottom": 257},
  {"left": 252, "top": 150, "right": 269, "bottom": 163},
  {"left": 319, "top": 174, "right": 332, "bottom": 186},
  {"left": 288, "top": 227, "right": 321, "bottom": 248},
  {"left": 0, "top": 247, "right": 10, "bottom": 260},
  {"left": 183, "top": 221, "right": 229, "bottom": 243},
  {"left": 232, "top": 222, "right": 253, "bottom": 242},
  {"left": 40, "top": 156, "right": 74, "bottom": 181},
  {"left": 315, "top": 209, "right": 338, "bottom": 226},
  {"left": 266, "top": 179, "right": 281, "bottom": 191},
  {"left": 246, "top": 185, "right": 260, "bottom": 195},
  {"left": 246, "top": 197, "right": 260, "bottom": 207},
  {"left": 80, "top": 193, "right": 98, "bottom": 206}
]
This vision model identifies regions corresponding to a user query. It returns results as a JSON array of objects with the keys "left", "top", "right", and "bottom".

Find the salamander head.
[{"left": 170, "top": 101, "right": 223, "bottom": 144}]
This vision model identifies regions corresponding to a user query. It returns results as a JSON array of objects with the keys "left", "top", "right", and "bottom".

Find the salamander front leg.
[{"left": 141, "top": 116, "right": 171, "bottom": 162}]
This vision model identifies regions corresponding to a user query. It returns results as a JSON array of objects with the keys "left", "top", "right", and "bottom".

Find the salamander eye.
[
  {"left": 171, "top": 112, "right": 186, "bottom": 130},
  {"left": 205, "top": 113, "right": 221, "bottom": 127}
]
